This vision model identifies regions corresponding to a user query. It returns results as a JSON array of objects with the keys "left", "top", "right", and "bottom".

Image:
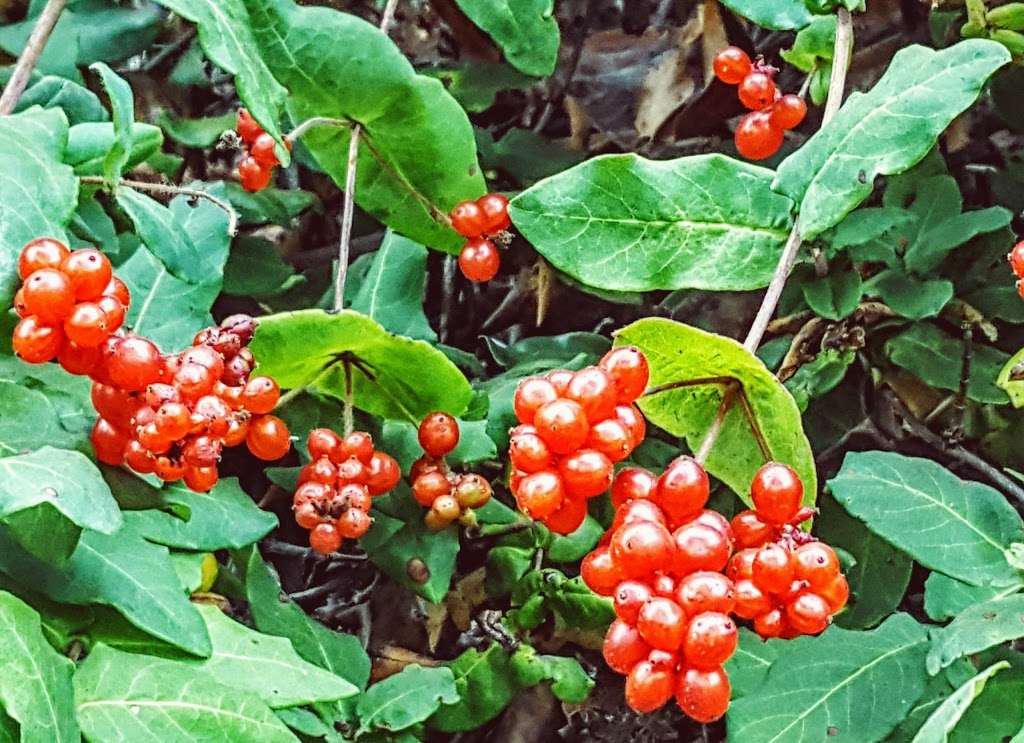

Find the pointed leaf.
[
  {"left": 912, "top": 662, "right": 1009, "bottom": 742},
  {"left": 66, "top": 122, "right": 162, "bottom": 176},
  {"left": 348, "top": 232, "right": 436, "bottom": 341},
  {"left": 89, "top": 63, "right": 134, "bottom": 183},
  {"left": 924, "top": 573, "right": 1022, "bottom": 622},
  {"left": 356, "top": 664, "right": 458, "bottom": 735},
  {"left": 927, "top": 596, "right": 1024, "bottom": 673},
  {"left": 452, "top": 0, "right": 559, "bottom": 77}
]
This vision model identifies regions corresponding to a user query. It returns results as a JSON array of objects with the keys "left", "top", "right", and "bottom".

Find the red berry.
[
  {"left": 727, "top": 548, "right": 757, "bottom": 581},
  {"left": 770, "top": 94, "right": 807, "bottom": 130},
  {"left": 533, "top": 399, "right": 589, "bottom": 454},
  {"left": 154, "top": 456, "right": 186, "bottom": 482},
  {"left": 60, "top": 249, "right": 112, "bottom": 301},
  {"left": 241, "top": 376, "right": 280, "bottom": 414},
  {"left": 614, "top": 580, "right": 654, "bottom": 624},
  {"left": 107, "top": 336, "right": 162, "bottom": 392},
  {"left": 713, "top": 46, "right": 752, "bottom": 85},
  {"left": 599, "top": 346, "right": 649, "bottom": 403},
  {"left": 418, "top": 412, "right": 460, "bottom": 457},
  {"left": 477, "top": 193, "right": 511, "bottom": 235},
  {"left": 734, "top": 579, "right": 773, "bottom": 619},
  {"left": 754, "top": 608, "right": 786, "bottom": 638},
  {"left": 183, "top": 435, "right": 222, "bottom": 468},
  {"left": 453, "top": 473, "right": 492, "bottom": 509},
  {"left": 18, "top": 237, "right": 69, "bottom": 279},
  {"left": 184, "top": 466, "right": 219, "bottom": 493},
  {"left": 340, "top": 432, "right": 375, "bottom": 465},
  {"left": 587, "top": 418, "right": 633, "bottom": 463},
  {"left": 672, "top": 523, "right": 731, "bottom": 575},
  {"left": 603, "top": 619, "right": 651, "bottom": 674},
  {"left": 411, "top": 454, "right": 445, "bottom": 481},
  {"left": 625, "top": 660, "right": 675, "bottom": 713},
  {"left": 685, "top": 510, "right": 734, "bottom": 545},
  {"left": 366, "top": 452, "right": 401, "bottom": 495},
  {"left": 338, "top": 508, "right": 372, "bottom": 539},
  {"left": 307, "top": 428, "right": 342, "bottom": 461},
  {"left": 58, "top": 341, "right": 102, "bottom": 375},
  {"left": 412, "top": 470, "right": 452, "bottom": 507},
  {"left": 581, "top": 546, "right": 621, "bottom": 595},
  {"left": 675, "top": 666, "right": 730, "bottom": 723},
  {"left": 786, "top": 592, "right": 831, "bottom": 635},
  {"left": 682, "top": 612, "right": 737, "bottom": 669},
  {"left": 794, "top": 542, "right": 841, "bottom": 590},
  {"left": 250, "top": 133, "right": 280, "bottom": 168},
  {"left": 431, "top": 494, "right": 461, "bottom": 523},
  {"left": 450, "top": 200, "right": 488, "bottom": 238},
  {"left": 91, "top": 418, "right": 128, "bottom": 465},
  {"left": 104, "top": 276, "right": 131, "bottom": 306},
  {"left": 513, "top": 377, "right": 559, "bottom": 425},
  {"left": 611, "top": 467, "right": 658, "bottom": 508},
  {"left": 239, "top": 157, "right": 272, "bottom": 192},
  {"left": 676, "top": 572, "right": 736, "bottom": 616},
  {"left": 1010, "top": 241, "right": 1024, "bottom": 278},
  {"left": 22, "top": 268, "right": 76, "bottom": 324},
  {"left": 236, "top": 108, "right": 263, "bottom": 145},
  {"left": 124, "top": 439, "right": 156, "bottom": 474},
  {"left": 154, "top": 402, "right": 191, "bottom": 440},
  {"left": 294, "top": 481, "right": 332, "bottom": 508},
  {"left": 558, "top": 449, "right": 613, "bottom": 499},
  {"left": 614, "top": 404, "right": 646, "bottom": 449},
  {"left": 515, "top": 470, "right": 565, "bottom": 519},
  {"left": 656, "top": 456, "right": 710, "bottom": 526},
  {"left": 13, "top": 289, "right": 28, "bottom": 317},
  {"left": 819, "top": 574, "right": 850, "bottom": 613},
  {"left": 543, "top": 495, "right": 587, "bottom": 535},
  {"left": 174, "top": 362, "right": 216, "bottom": 400},
  {"left": 294, "top": 502, "right": 322, "bottom": 530},
  {"left": 651, "top": 573, "right": 676, "bottom": 599},
  {"left": 566, "top": 366, "right": 618, "bottom": 422},
  {"left": 751, "top": 462, "right": 803, "bottom": 524},
  {"left": 545, "top": 369, "right": 574, "bottom": 395},
  {"left": 509, "top": 429, "right": 553, "bottom": 473},
  {"left": 458, "top": 238, "right": 500, "bottom": 283},
  {"left": 336, "top": 455, "right": 368, "bottom": 484},
  {"left": 309, "top": 523, "right": 342, "bottom": 554},
  {"left": 735, "top": 111, "right": 783, "bottom": 161},
  {"left": 612, "top": 498, "right": 667, "bottom": 532},
  {"left": 12, "top": 316, "right": 64, "bottom": 364},
  {"left": 637, "top": 596, "right": 686, "bottom": 651},
  {"left": 731, "top": 509, "right": 776, "bottom": 549},
  {"left": 97, "top": 295, "right": 125, "bottom": 333},
  {"left": 611, "top": 520, "right": 676, "bottom": 580},
  {"left": 246, "top": 415, "right": 291, "bottom": 460},
  {"left": 300, "top": 457, "right": 337, "bottom": 486},
  {"left": 752, "top": 543, "right": 795, "bottom": 594},
  {"left": 738, "top": 71, "right": 776, "bottom": 110},
  {"left": 63, "top": 302, "right": 109, "bottom": 348}
]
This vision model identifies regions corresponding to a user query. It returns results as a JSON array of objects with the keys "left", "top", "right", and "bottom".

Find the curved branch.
[{"left": 0, "top": 0, "right": 68, "bottom": 115}]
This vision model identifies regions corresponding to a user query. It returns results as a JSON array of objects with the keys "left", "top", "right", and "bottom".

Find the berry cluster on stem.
[
  {"left": 1008, "top": 240, "right": 1024, "bottom": 300},
  {"left": 508, "top": 347, "right": 649, "bottom": 535},
  {"left": 294, "top": 428, "right": 401, "bottom": 553},
  {"left": 713, "top": 46, "right": 807, "bottom": 161},
  {"left": 236, "top": 109, "right": 291, "bottom": 193},
  {"left": 411, "top": 413, "right": 494, "bottom": 529},
  {"left": 450, "top": 194, "right": 511, "bottom": 283}
]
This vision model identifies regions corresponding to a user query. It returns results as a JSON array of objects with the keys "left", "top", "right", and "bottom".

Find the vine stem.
[
  {"left": 0, "top": 0, "right": 68, "bottom": 115},
  {"left": 79, "top": 176, "right": 239, "bottom": 236},
  {"left": 333, "top": 0, "right": 401, "bottom": 312},
  {"left": 286, "top": 117, "right": 349, "bottom": 143},
  {"left": 693, "top": 7, "right": 853, "bottom": 466}
]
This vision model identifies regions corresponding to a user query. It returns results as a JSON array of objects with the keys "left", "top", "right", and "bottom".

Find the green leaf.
[
  {"left": 428, "top": 62, "right": 534, "bottom": 113},
  {"left": 782, "top": 16, "right": 837, "bottom": 70},
  {"left": 867, "top": 270, "right": 954, "bottom": 320},
  {"left": 801, "top": 262, "right": 863, "bottom": 320},
  {"left": 829, "top": 451, "right": 1024, "bottom": 587},
  {"left": 509, "top": 154, "right": 794, "bottom": 293},
  {"left": 784, "top": 349, "right": 855, "bottom": 412},
  {"left": 123, "top": 478, "right": 277, "bottom": 551},
  {"left": 718, "top": 0, "right": 813, "bottom": 30},
  {"left": 74, "top": 644, "right": 297, "bottom": 743},
  {"left": 193, "top": 605, "right": 358, "bottom": 707},
  {"left": 244, "top": 0, "right": 484, "bottom": 252},
  {"left": 225, "top": 183, "right": 319, "bottom": 227},
  {"left": 12, "top": 74, "right": 107, "bottom": 125},
  {"left": 348, "top": 232, "right": 436, "bottom": 341},
  {"left": 949, "top": 648, "right": 1024, "bottom": 743},
  {"left": 912, "top": 662, "right": 1009, "bottom": 742},
  {"left": 0, "top": 381, "right": 84, "bottom": 456},
  {"left": 250, "top": 309, "right": 472, "bottom": 422},
  {"left": 88, "top": 63, "right": 134, "bottom": 184},
  {"left": 150, "top": 0, "right": 287, "bottom": 147},
  {"left": 0, "top": 592, "right": 77, "bottom": 742},
  {"left": 617, "top": 317, "right": 816, "bottom": 505},
  {"left": 428, "top": 643, "right": 525, "bottom": 732},
  {"left": 727, "top": 629, "right": 781, "bottom": 698},
  {"left": 727, "top": 614, "right": 930, "bottom": 743},
  {"left": 997, "top": 347, "right": 1024, "bottom": 407},
  {"left": 485, "top": 545, "right": 534, "bottom": 596},
  {"left": 816, "top": 493, "right": 912, "bottom": 629},
  {"left": 924, "top": 573, "right": 1022, "bottom": 622},
  {"left": 774, "top": 41, "right": 1011, "bottom": 238},
  {"left": 927, "top": 596, "right": 1024, "bottom": 673},
  {"left": 0, "top": 526, "right": 211, "bottom": 657},
  {"left": 886, "top": 323, "right": 1010, "bottom": 404},
  {"left": 477, "top": 126, "right": 585, "bottom": 184},
  {"left": 240, "top": 547, "right": 370, "bottom": 690},
  {"left": 547, "top": 515, "right": 603, "bottom": 562},
  {"left": 453, "top": 0, "right": 559, "bottom": 77},
  {"left": 157, "top": 111, "right": 237, "bottom": 148},
  {"left": 381, "top": 418, "right": 496, "bottom": 474},
  {"left": 356, "top": 664, "right": 458, "bottom": 735},
  {"left": 223, "top": 237, "right": 300, "bottom": 298},
  {"left": 66, "top": 122, "right": 163, "bottom": 176},
  {"left": 0, "top": 107, "right": 77, "bottom": 304}
]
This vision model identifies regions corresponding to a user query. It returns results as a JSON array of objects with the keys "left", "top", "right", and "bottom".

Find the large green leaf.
[
  {"left": 356, "top": 664, "right": 458, "bottom": 736},
  {"left": 0, "top": 107, "right": 77, "bottom": 304},
  {"left": 149, "top": 0, "right": 286, "bottom": 145},
  {"left": 718, "top": 0, "right": 813, "bottom": 30},
  {"left": 0, "top": 592, "right": 77, "bottom": 743},
  {"left": 727, "top": 629, "right": 781, "bottom": 699},
  {"left": 727, "top": 614, "right": 930, "bottom": 743},
  {"left": 0, "top": 382, "right": 83, "bottom": 456},
  {"left": 509, "top": 154, "right": 794, "bottom": 293},
  {"left": 829, "top": 451, "right": 1024, "bottom": 587},
  {"left": 774, "top": 41, "right": 1011, "bottom": 238},
  {"left": 616, "top": 318, "right": 816, "bottom": 504},
  {"left": 927, "top": 596, "right": 1024, "bottom": 673},
  {"left": 911, "top": 662, "right": 1008, "bottom": 743},
  {"left": 243, "top": 0, "right": 484, "bottom": 252},
  {"left": 250, "top": 310, "right": 472, "bottom": 421},
  {"left": 453, "top": 0, "right": 559, "bottom": 77},
  {"left": 74, "top": 644, "right": 297, "bottom": 743},
  {"left": 348, "top": 232, "right": 436, "bottom": 341}
]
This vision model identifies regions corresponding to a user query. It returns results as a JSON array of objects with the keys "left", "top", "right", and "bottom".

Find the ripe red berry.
[
  {"left": 738, "top": 71, "right": 777, "bottom": 110},
  {"left": 294, "top": 502, "right": 322, "bottom": 530},
  {"left": 246, "top": 415, "right": 291, "bottom": 460},
  {"left": 418, "top": 412, "right": 460, "bottom": 457},
  {"left": 458, "top": 238, "right": 500, "bottom": 283},
  {"left": 104, "top": 276, "right": 131, "bottom": 307},
  {"left": 19, "top": 237, "right": 69, "bottom": 279},
  {"left": 734, "top": 579, "right": 773, "bottom": 619},
  {"left": 477, "top": 193, "right": 511, "bottom": 234},
  {"left": 676, "top": 572, "right": 736, "bottom": 617},
  {"left": 603, "top": 619, "right": 652, "bottom": 674},
  {"left": 107, "top": 336, "right": 162, "bottom": 391},
  {"left": 559, "top": 449, "right": 613, "bottom": 499},
  {"left": 509, "top": 429, "right": 553, "bottom": 473},
  {"left": 64, "top": 302, "right": 109, "bottom": 348},
  {"left": 58, "top": 341, "right": 102, "bottom": 375},
  {"left": 770, "top": 94, "right": 807, "bottom": 130},
  {"left": 682, "top": 612, "right": 737, "bottom": 669},
  {"left": 656, "top": 456, "right": 710, "bottom": 526},
  {"left": 533, "top": 399, "right": 589, "bottom": 454},
  {"left": 513, "top": 377, "right": 559, "bottom": 425},
  {"left": 515, "top": 469, "right": 565, "bottom": 519},
  {"left": 154, "top": 456, "right": 186, "bottom": 483},
  {"left": 91, "top": 418, "right": 128, "bottom": 465},
  {"left": 819, "top": 574, "right": 850, "bottom": 613},
  {"left": 411, "top": 455, "right": 444, "bottom": 481},
  {"left": 786, "top": 592, "right": 831, "bottom": 635},
  {"left": 614, "top": 580, "right": 654, "bottom": 624},
  {"left": 731, "top": 509, "right": 776, "bottom": 549},
  {"left": 675, "top": 666, "right": 730, "bottom": 723},
  {"left": 566, "top": 367, "right": 618, "bottom": 422},
  {"left": 625, "top": 660, "right": 675, "bottom": 713},
  {"left": 614, "top": 404, "right": 646, "bottom": 446},
  {"left": 728, "top": 548, "right": 757, "bottom": 581},
  {"left": 184, "top": 466, "right": 219, "bottom": 493},
  {"left": 637, "top": 596, "right": 686, "bottom": 651},
  {"left": 236, "top": 108, "right": 263, "bottom": 145},
  {"left": 794, "top": 542, "right": 841, "bottom": 590},
  {"left": 338, "top": 508, "right": 372, "bottom": 539},
  {"left": 309, "top": 523, "right": 342, "bottom": 554},
  {"left": 241, "top": 376, "right": 280, "bottom": 414},
  {"left": 672, "top": 523, "right": 731, "bottom": 575},
  {"left": 586, "top": 418, "right": 633, "bottom": 463},
  {"left": 712, "top": 46, "right": 752, "bottom": 85},
  {"left": 612, "top": 498, "right": 667, "bottom": 532},
  {"left": 1010, "top": 241, "right": 1024, "bottom": 279},
  {"left": 752, "top": 542, "right": 795, "bottom": 594},
  {"left": 294, "top": 482, "right": 332, "bottom": 508},
  {"left": 735, "top": 111, "right": 783, "bottom": 161},
  {"left": 611, "top": 466, "right": 658, "bottom": 508},
  {"left": 336, "top": 455, "right": 368, "bottom": 484},
  {"left": 339, "top": 432, "right": 374, "bottom": 465},
  {"left": 545, "top": 369, "right": 574, "bottom": 395},
  {"left": 250, "top": 133, "right": 280, "bottom": 168},
  {"left": 611, "top": 520, "right": 676, "bottom": 580},
  {"left": 60, "top": 249, "right": 112, "bottom": 301},
  {"left": 366, "top": 452, "right": 401, "bottom": 495},
  {"left": 239, "top": 156, "right": 272, "bottom": 192},
  {"left": 580, "top": 545, "right": 621, "bottom": 595},
  {"left": 412, "top": 470, "right": 452, "bottom": 507},
  {"left": 307, "top": 428, "right": 342, "bottom": 461},
  {"left": 543, "top": 494, "right": 587, "bottom": 535},
  {"left": 97, "top": 295, "right": 125, "bottom": 333},
  {"left": 450, "top": 200, "right": 488, "bottom": 238},
  {"left": 754, "top": 608, "right": 786, "bottom": 638},
  {"left": 751, "top": 462, "right": 803, "bottom": 524},
  {"left": 12, "top": 316, "right": 64, "bottom": 364},
  {"left": 23, "top": 268, "right": 77, "bottom": 325},
  {"left": 599, "top": 346, "right": 649, "bottom": 403}
]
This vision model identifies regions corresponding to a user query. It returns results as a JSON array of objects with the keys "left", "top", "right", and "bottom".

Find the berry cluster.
[
  {"left": 713, "top": 46, "right": 807, "bottom": 161},
  {"left": 294, "top": 428, "right": 401, "bottom": 553},
  {"left": 411, "top": 413, "right": 493, "bottom": 529},
  {"left": 13, "top": 238, "right": 129, "bottom": 366},
  {"left": 236, "top": 109, "right": 290, "bottom": 193},
  {"left": 1008, "top": 240, "right": 1024, "bottom": 300},
  {"left": 449, "top": 194, "right": 511, "bottom": 283},
  {"left": 728, "top": 463, "right": 848, "bottom": 639},
  {"left": 508, "top": 347, "right": 649, "bottom": 535}
]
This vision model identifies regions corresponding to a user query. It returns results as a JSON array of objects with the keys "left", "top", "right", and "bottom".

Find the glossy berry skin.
[
  {"left": 786, "top": 592, "right": 831, "bottom": 635},
  {"left": 625, "top": 660, "right": 675, "bottom": 713},
  {"left": 307, "top": 428, "right": 342, "bottom": 461},
  {"left": 19, "top": 237, "right": 69, "bottom": 279},
  {"left": 733, "top": 579, "right": 772, "bottom": 619},
  {"left": 22, "top": 269, "right": 75, "bottom": 323},
  {"left": 683, "top": 612, "right": 737, "bottom": 669},
  {"left": 106, "top": 336, "right": 162, "bottom": 392},
  {"left": 713, "top": 46, "right": 752, "bottom": 85},
  {"left": 97, "top": 295, "right": 125, "bottom": 331},
  {"left": 656, "top": 457, "right": 710, "bottom": 527},
  {"left": 546, "top": 369, "right": 574, "bottom": 395},
  {"left": 614, "top": 580, "right": 654, "bottom": 624},
  {"left": 752, "top": 543, "right": 795, "bottom": 594},
  {"left": 676, "top": 572, "right": 736, "bottom": 617},
  {"left": 239, "top": 157, "right": 272, "bottom": 192},
  {"left": 450, "top": 200, "right": 489, "bottom": 238},
  {"left": 637, "top": 596, "right": 686, "bottom": 651},
  {"left": 533, "top": 399, "right": 589, "bottom": 454},
  {"left": 458, "top": 238, "right": 500, "bottom": 282},
  {"left": 477, "top": 193, "right": 511, "bottom": 234},
  {"left": 611, "top": 467, "right": 658, "bottom": 508},
  {"left": 770, "top": 94, "right": 807, "bottom": 130},
  {"left": 366, "top": 452, "right": 401, "bottom": 495},
  {"left": 603, "top": 619, "right": 652, "bottom": 674},
  {"left": 738, "top": 71, "right": 777, "bottom": 110},
  {"left": 241, "top": 376, "right": 280, "bottom": 414},
  {"left": 731, "top": 509, "right": 776, "bottom": 549},
  {"left": 515, "top": 470, "right": 564, "bottom": 519},
  {"left": 246, "top": 415, "right": 291, "bottom": 460},
  {"left": 250, "top": 133, "right": 280, "bottom": 167},
  {"left": 58, "top": 342, "right": 102, "bottom": 375},
  {"left": 418, "top": 412, "right": 460, "bottom": 457},
  {"left": 513, "top": 377, "right": 559, "bottom": 424},
  {"left": 60, "top": 249, "right": 112, "bottom": 301},
  {"left": 340, "top": 432, "right": 375, "bottom": 464},
  {"left": 338, "top": 508, "right": 372, "bottom": 539},
  {"left": 64, "top": 303, "right": 109, "bottom": 348},
  {"left": 184, "top": 466, "right": 219, "bottom": 493},
  {"left": 819, "top": 574, "right": 850, "bottom": 613},
  {"left": 587, "top": 418, "right": 634, "bottom": 463},
  {"left": 580, "top": 546, "right": 621, "bottom": 595},
  {"left": 412, "top": 470, "right": 452, "bottom": 507},
  {"left": 676, "top": 666, "right": 731, "bottom": 723},
  {"left": 544, "top": 495, "right": 587, "bottom": 535},
  {"left": 309, "top": 523, "right": 342, "bottom": 554},
  {"left": 794, "top": 542, "right": 841, "bottom": 590},
  {"left": 672, "top": 523, "right": 731, "bottom": 575},
  {"left": 1009, "top": 241, "right": 1024, "bottom": 278},
  {"left": 105, "top": 276, "right": 131, "bottom": 307},
  {"left": 91, "top": 418, "right": 128, "bottom": 465},
  {"left": 509, "top": 429, "right": 552, "bottom": 473},
  {"left": 566, "top": 367, "right": 618, "bottom": 422},
  {"left": 12, "top": 316, "right": 63, "bottom": 364},
  {"left": 598, "top": 346, "right": 650, "bottom": 403},
  {"left": 611, "top": 520, "right": 676, "bottom": 580},
  {"left": 615, "top": 404, "right": 646, "bottom": 447},
  {"left": 559, "top": 449, "right": 613, "bottom": 499},
  {"left": 735, "top": 111, "right": 783, "bottom": 161},
  {"left": 454, "top": 473, "right": 492, "bottom": 509},
  {"left": 612, "top": 498, "right": 667, "bottom": 532},
  {"left": 294, "top": 502, "right": 322, "bottom": 530},
  {"left": 751, "top": 462, "right": 803, "bottom": 524},
  {"left": 236, "top": 108, "right": 263, "bottom": 145}
]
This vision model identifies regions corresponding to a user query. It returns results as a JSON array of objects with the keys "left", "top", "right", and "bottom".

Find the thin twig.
[
  {"left": 286, "top": 116, "right": 349, "bottom": 143},
  {"left": 343, "top": 358, "right": 355, "bottom": 436},
  {"left": 0, "top": 0, "right": 68, "bottom": 115},
  {"left": 79, "top": 176, "right": 239, "bottom": 236}
]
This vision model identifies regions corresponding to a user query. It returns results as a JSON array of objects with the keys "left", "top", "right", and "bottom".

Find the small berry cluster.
[
  {"left": 728, "top": 463, "right": 848, "bottom": 639},
  {"left": 582, "top": 457, "right": 736, "bottom": 721},
  {"left": 411, "top": 413, "right": 494, "bottom": 529},
  {"left": 13, "top": 238, "right": 129, "bottom": 366},
  {"left": 1008, "top": 240, "right": 1024, "bottom": 300},
  {"left": 449, "top": 194, "right": 511, "bottom": 283},
  {"left": 294, "top": 428, "right": 401, "bottom": 553},
  {"left": 508, "top": 347, "right": 649, "bottom": 535},
  {"left": 236, "top": 109, "right": 290, "bottom": 193},
  {"left": 713, "top": 46, "right": 807, "bottom": 161}
]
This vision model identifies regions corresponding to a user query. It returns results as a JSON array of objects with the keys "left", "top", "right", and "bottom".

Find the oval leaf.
[
  {"left": 927, "top": 596, "right": 1024, "bottom": 674},
  {"left": 719, "top": 0, "right": 813, "bottom": 30},
  {"left": 356, "top": 664, "right": 458, "bottom": 735},
  {"left": 453, "top": 0, "right": 559, "bottom": 77}
]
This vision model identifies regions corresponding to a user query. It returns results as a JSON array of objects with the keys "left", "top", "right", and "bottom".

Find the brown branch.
[
  {"left": 0, "top": 0, "right": 68, "bottom": 115},
  {"left": 79, "top": 176, "right": 238, "bottom": 236}
]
